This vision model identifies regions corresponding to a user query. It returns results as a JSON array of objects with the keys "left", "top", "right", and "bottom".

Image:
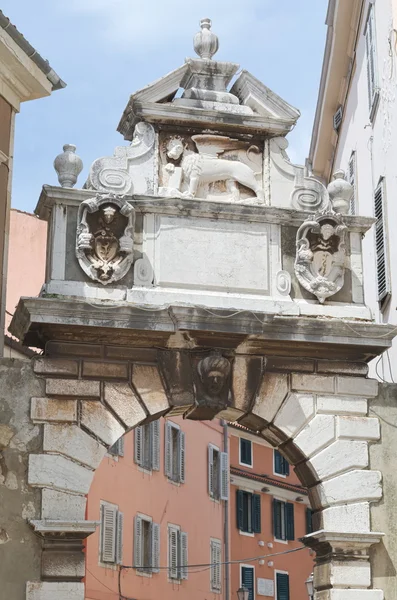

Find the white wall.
[{"left": 333, "top": 0, "right": 397, "bottom": 382}]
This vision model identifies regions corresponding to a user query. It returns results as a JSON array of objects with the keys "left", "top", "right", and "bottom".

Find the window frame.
[
  {"left": 273, "top": 450, "right": 290, "bottom": 477},
  {"left": 364, "top": 4, "right": 380, "bottom": 122},
  {"left": 272, "top": 498, "right": 294, "bottom": 543},
  {"left": 240, "top": 564, "right": 255, "bottom": 600},
  {"left": 208, "top": 443, "right": 229, "bottom": 501},
  {"left": 275, "top": 570, "right": 290, "bottom": 600},
  {"left": 236, "top": 489, "right": 261, "bottom": 535},
  {"left": 134, "top": 420, "right": 160, "bottom": 472},
  {"left": 99, "top": 500, "right": 123, "bottom": 567},
  {"left": 167, "top": 523, "right": 188, "bottom": 582},
  {"left": 165, "top": 421, "right": 185, "bottom": 484},
  {"left": 239, "top": 437, "right": 253, "bottom": 468}
]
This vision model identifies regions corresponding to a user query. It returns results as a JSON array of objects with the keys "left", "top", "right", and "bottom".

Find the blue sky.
[{"left": 4, "top": 0, "right": 328, "bottom": 212}]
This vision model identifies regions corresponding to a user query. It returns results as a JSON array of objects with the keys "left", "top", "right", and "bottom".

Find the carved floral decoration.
[
  {"left": 76, "top": 193, "right": 135, "bottom": 285},
  {"left": 294, "top": 212, "right": 347, "bottom": 303}
]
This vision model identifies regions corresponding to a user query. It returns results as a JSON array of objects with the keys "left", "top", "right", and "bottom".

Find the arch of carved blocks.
[{"left": 24, "top": 350, "right": 384, "bottom": 600}]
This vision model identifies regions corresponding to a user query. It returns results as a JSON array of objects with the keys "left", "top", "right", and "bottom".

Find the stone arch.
[{"left": 21, "top": 348, "right": 383, "bottom": 600}]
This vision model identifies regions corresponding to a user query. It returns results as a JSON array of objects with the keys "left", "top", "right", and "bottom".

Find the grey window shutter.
[
  {"left": 116, "top": 511, "right": 124, "bottom": 564},
  {"left": 348, "top": 153, "right": 357, "bottom": 215},
  {"left": 179, "top": 430, "right": 186, "bottom": 483},
  {"left": 134, "top": 515, "right": 143, "bottom": 569},
  {"left": 180, "top": 531, "right": 188, "bottom": 580},
  {"left": 208, "top": 445, "right": 215, "bottom": 497},
  {"left": 168, "top": 526, "right": 178, "bottom": 579},
  {"left": 134, "top": 426, "right": 143, "bottom": 466},
  {"left": 285, "top": 502, "right": 295, "bottom": 541},
  {"left": 374, "top": 180, "right": 390, "bottom": 303},
  {"left": 101, "top": 504, "right": 117, "bottom": 563},
  {"left": 365, "top": 7, "right": 379, "bottom": 119},
  {"left": 210, "top": 540, "right": 221, "bottom": 592},
  {"left": 151, "top": 522, "right": 160, "bottom": 573},
  {"left": 151, "top": 420, "right": 160, "bottom": 471},
  {"left": 252, "top": 494, "right": 261, "bottom": 533},
  {"left": 165, "top": 422, "right": 172, "bottom": 478},
  {"left": 220, "top": 452, "right": 229, "bottom": 501},
  {"left": 118, "top": 436, "right": 124, "bottom": 457}
]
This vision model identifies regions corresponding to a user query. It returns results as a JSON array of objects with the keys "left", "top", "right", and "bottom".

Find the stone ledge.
[
  {"left": 29, "top": 519, "right": 99, "bottom": 538},
  {"left": 26, "top": 581, "right": 84, "bottom": 600}
]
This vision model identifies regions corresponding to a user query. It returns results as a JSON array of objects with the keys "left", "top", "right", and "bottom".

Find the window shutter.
[
  {"left": 180, "top": 531, "right": 188, "bottom": 580},
  {"left": 273, "top": 499, "right": 282, "bottom": 540},
  {"left": 374, "top": 180, "right": 390, "bottom": 303},
  {"left": 240, "top": 438, "right": 252, "bottom": 465},
  {"left": 236, "top": 490, "right": 244, "bottom": 530},
  {"left": 285, "top": 503, "right": 295, "bottom": 541},
  {"left": 151, "top": 522, "right": 160, "bottom": 573},
  {"left": 135, "top": 426, "right": 143, "bottom": 466},
  {"left": 365, "top": 7, "right": 379, "bottom": 119},
  {"left": 179, "top": 430, "right": 185, "bottom": 483},
  {"left": 134, "top": 515, "right": 143, "bottom": 569},
  {"left": 116, "top": 511, "right": 124, "bottom": 564},
  {"left": 208, "top": 445, "right": 215, "bottom": 497},
  {"left": 168, "top": 526, "right": 178, "bottom": 579},
  {"left": 165, "top": 422, "right": 172, "bottom": 478},
  {"left": 220, "top": 452, "right": 229, "bottom": 501},
  {"left": 306, "top": 508, "right": 313, "bottom": 535},
  {"left": 252, "top": 494, "right": 261, "bottom": 533},
  {"left": 101, "top": 504, "right": 117, "bottom": 563},
  {"left": 276, "top": 572, "right": 290, "bottom": 600},
  {"left": 348, "top": 152, "right": 357, "bottom": 215},
  {"left": 151, "top": 420, "right": 160, "bottom": 471},
  {"left": 210, "top": 540, "right": 222, "bottom": 592},
  {"left": 284, "top": 457, "right": 290, "bottom": 477},
  {"left": 274, "top": 450, "right": 282, "bottom": 474},
  {"left": 241, "top": 566, "right": 254, "bottom": 600},
  {"left": 332, "top": 106, "right": 343, "bottom": 132}
]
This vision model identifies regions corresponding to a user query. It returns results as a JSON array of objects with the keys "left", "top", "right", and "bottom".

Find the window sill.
[
  {"left": 273, "top": 471, "right": 287, "bottom": 479},
  {"left": 168, "top": 577, "right": 181, "bottom": 585},
  {"left": 274, "top": 537, "right": 288, "bottom": 545},
  {"left": 136, "top": 569, "right": 153, "bottom": 578},
  {"left": 138, "top": 466, "right": 153, "bottom": 475},
  {"left": 239, "top": 530, "right": 255, "bottom": 537},
  {"left": 239, "top": 461, "right": 253, "bottom": 469},
  {"left": 167, "top": 478, "right": 181, "bottom": 487},
  {"left": 98, "top": 561, "right": 118, "bottom": 570}
]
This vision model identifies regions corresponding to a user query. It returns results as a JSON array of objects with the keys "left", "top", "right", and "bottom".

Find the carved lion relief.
[
  {"left": 76, "top": 193, "right": 135, "bottom": 285},
  {"left": 294, "top": 212, "right": 347, "bottom": 303},
  {"left": 158, "top": 133, "right": 264, "bottom": 203}
]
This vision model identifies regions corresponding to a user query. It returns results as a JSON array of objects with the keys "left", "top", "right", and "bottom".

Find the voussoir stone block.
[
  {"left": 131, "top": 364, "right": 170, "bottom": 415},
  {"left": 46, "top": 378, "right": 100, "bottom": 398},
  {"left": 28, "top": 454, "right": 93, "bottom": 495},
  {"left": 31, "top": 397, "right": 77, "bottom": 423},
  {"left": 81, "top": 400, "right": 125, "bottom": 446},
  {"left": 314, "top": 469, "right": 382, "bottom": 508},
  {"left": 41, "top": 488, "right": 87, "bottom": 520},
  {"left": 82, "top": 361, "right": 128, "bottom": 379},
  {"left": 336, "top": 376, "right": 378, "bottom": 397},
  {"left": 251, "top": 372, "right": 289, "bottom": 423},
  {"left": 321, "top": 502, "right": 371, "bottom": 533},
  {"left": 294, "top": 414, "right": 335, "bottom": 457},
  {"left": 273, "top": 393, "right": 315, "bottom": 438},
  {"left": 337, "top": 416, "right": 380, "bottom": 441},
  {"left": 33, "top": 358, "right": 79, "bottom": 377},
  {"left": 26, "top": 581, "right": 84, "bottom": 600},
  {"left": 316, "top": 591, "right": 383, "bottom": 600},
  {"left": 43, "top": 424, "right": 106, "bottom": 470},
  {"left": 104, "top": 382, "right": 146, "bottom": 428},
  {"left": 291, "top": 373, "right": 335, "bottom": 393},
  {"left": 317, "top": 395, "right": 368, "bottom": 415},
  {"left": 310, "top": 440, "right": 369, "bottom": 481}
]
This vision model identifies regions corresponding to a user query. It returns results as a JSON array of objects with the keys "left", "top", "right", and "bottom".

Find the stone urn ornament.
[
  {"left": 327, "top": 170, "right": 353, "bottom": 214},
  {"left": 193, "top": 18, "right": 219, "bottom": 60},
  {"left": 54, "top": 144, "right": 83, "bottom": 188}
]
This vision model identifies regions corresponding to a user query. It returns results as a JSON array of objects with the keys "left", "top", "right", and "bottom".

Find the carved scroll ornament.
[
  {"left": 76, "top": 193, "right": 135, "bottom": 285},
  {"left": 294, "top": 213, "right": 347, "bottom": 303}
]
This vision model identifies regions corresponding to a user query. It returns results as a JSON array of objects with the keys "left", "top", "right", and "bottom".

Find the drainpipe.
[{"left": 222, "top": 419, "right": 230, "bottom": 600}]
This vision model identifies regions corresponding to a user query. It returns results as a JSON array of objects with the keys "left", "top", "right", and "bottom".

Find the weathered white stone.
[
  {"left": 321, "top": 502, "right": 371, "bottom": 533},
  {"left": 329, "top": 561, "right": 371, "bottom": 587},
  {"left": 46, "top": 378, "right": 100, "bottom": 398},
  {"left": 273, "top": 393, "right": 315, "bottom": 437},
  {"left": 43, "top": 424, "right": 106, "bottom": 469},
  {"left": 80, "top": 401, "right": 125, "bottom": 446},
  {"left": 41, "top": 488, "right": 87, "bottom": 520},
  {"left": 251, "top": 373, "right": 289, "bottom": 422},
  {"left": 104, "top": 382, "right": 146, "bottom": 427},
  {"left": 337, "top": 416, "right": 380, "bottom": 441},
  {"left": 26, "top": 581, "right": 84, "bottom": 600},
  {"left": 315, "top": 470, "right": 382, "bottom": 507},
  {"left": 31, "top": 397, "right": 77, "bottom": 423},
  {"left": 28, "top": 454, "right": 93, "bottom": 494},
  {"left": 317, "top": 395, "right": 368, "bottom": 415},
  {"left": 132, "top": 365, "right": 169, "bottom": 415},
  {"left": 316, "top": 591, "right": 383, "bottom": 600},
  {"left": 336, "top": 377, "right": 378, "bottom": 397},
  {"left": 54, "top": 144, "right": 83, "bottom": 188},
  {"left": 310, "top": 440, "right": 369, "bottom": 480},
  {"left": 291, "top": 374, "right": 335, "bottom": 393},
  {"left": 294, "top": 414, "right": 335, "bottom": 457}
]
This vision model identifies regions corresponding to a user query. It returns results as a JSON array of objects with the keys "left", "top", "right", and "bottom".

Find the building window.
[
  {"left": 168, "top": 525, "right": 188, "bottom": 581},
  {"left": 165, "top": 421, "right": 185, "bottom": 483},
  {"left": 276, "top": 572, "right": 290, "bottom": 600},
  {"left": 374, "top": 178, "right": 391, "bottom": 306},
  {"left": 134, "top": 420, "right": 160, "bottom": 471},
  {"left": 134, "top": 515, "right": 160, "bottom": 573},
  {"left": 239, "top": 438, "right": 253, "bottom": 467},
  {"left": 108, "top": 436, "right": 124, "bottom": 457},
  {"left": 274, "top": 450, "right": 290, "bottom": 476},
  {"left": 306, "top": 508, "right": 313, "bottom": 535},
  {"left": 365, "top": 5, "right": 379, "bottom": 121},
  {"left": 236, "top": 490, "right": 261, "bottom": 534},
  {"left": 100, "top": 502, "right": 124, "bottom": 565},
  {"left": 348, "top": 152, "right": 357, "bottom": 215},
  {"left": 210, "top": 538, "right": 222, "bottom": 593},
  {"left": 208, "top": 444, "right": 228, "bottom": 500},
  {"left": 272, "top": 499, "right": 294, "bottom": 541},
  {"left": 241, "top": 565, "right": 255, "bottom": 600}
]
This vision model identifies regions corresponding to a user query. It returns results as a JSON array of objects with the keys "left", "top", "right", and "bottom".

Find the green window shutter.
[
  {"left": 285, "top": 503, "right": 295, "bottom": 541},
  {"left": 241, "top": 566, "right": 254, "bottom": 600},
  {"left": 284, "top": 457, "right": 290, "bottom": 476},
  {"left": 240, "top": 438, "right": 252, "bottom": 465},
  {"left": 274, "top": 450, "right": 282, "bottom": 474},
  {"left": 179, "top": 430, "right": 185, "bottom": 483},
  {"left": 134, "top": 515, "right": 143, "bottom": 569},
  {"left": 180, "top": 531, "right": 188, "bottom": 580},
  {"left": 151, "top": 420, "right": 160, "bottom": 471},
  {"left": 116, "top": 511, "right": 124, "bottom": 564},
  {"left": 236, "top": 490, "right": 244, "bottom": 531},
  {"left": 273, "top": 499, "right": 282, "bottom": 540},
  {"left": 151, "top": 522, "right": 160, "bottom": 573},
  {"left": 276, "top": 572, "right": 290, "bottom": 600},
  {"left": 306, "top": 508, "right": 313, "bottom": 534},
  {"left": 252, "top": 494, "right": 261, "bottom": 533}
]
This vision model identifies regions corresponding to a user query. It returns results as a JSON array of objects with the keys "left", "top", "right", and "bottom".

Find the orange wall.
[
  {"left": 229, "top": 432, "right": 314, "bottom": 600},
  {"left": 85, "top": 417, "right": 225, "bottom": 600}
]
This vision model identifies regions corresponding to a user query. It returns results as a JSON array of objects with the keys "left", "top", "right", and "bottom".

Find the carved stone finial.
[
  {"left": 193, "top": 18, "right": 219, "bottom": 60},
  {"left": 54, "top": 144, "right": 83, "bottom": 188},
  {"left": 327, "top": 169, "right": 353, "bottom": 214}
]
